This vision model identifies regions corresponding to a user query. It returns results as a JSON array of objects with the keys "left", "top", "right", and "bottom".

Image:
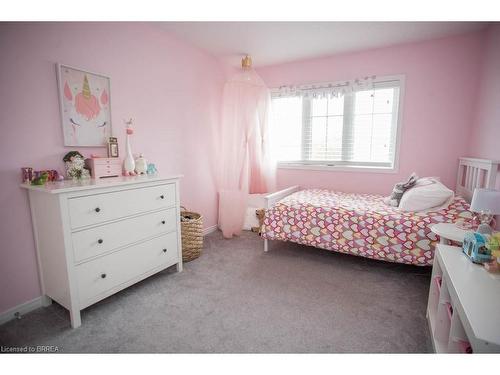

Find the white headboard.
[{"left": 456, "top": 157, "right": 500, "bottom": 202}]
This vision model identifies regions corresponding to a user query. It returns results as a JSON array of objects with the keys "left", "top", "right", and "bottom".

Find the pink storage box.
[
  {"left": 445, "top": 302, "right": 453, "bottom": 320},
  {"left": 434, "top": 276, "right": 442, "bottom": 291},
  {"left": 457, "top": 340, "right": 473, "bottom": 354},
  {"left": 85, "top": 158, "right": 122, "bottom": 179}
]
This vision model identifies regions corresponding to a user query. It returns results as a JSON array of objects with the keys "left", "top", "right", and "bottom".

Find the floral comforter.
[{"left": 261, "top": 189, "right": 471, "bottom": 266}]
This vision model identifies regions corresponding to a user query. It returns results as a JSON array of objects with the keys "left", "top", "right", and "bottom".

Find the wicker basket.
[{"left": 180, "top": 206, "right": 203, "bottom": 262}]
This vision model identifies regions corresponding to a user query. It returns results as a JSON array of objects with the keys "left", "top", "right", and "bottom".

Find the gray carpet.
[{"left": 0, "top": 231, "right": 432, "bottom": 353}]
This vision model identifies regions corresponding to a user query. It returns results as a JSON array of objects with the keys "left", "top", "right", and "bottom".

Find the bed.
[{"left": 261, "top": 157, "right": 499, "bottom": 266}]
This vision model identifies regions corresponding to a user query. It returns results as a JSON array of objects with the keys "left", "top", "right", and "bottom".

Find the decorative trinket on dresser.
[
  {"left": 135, "top": 154, "right": 148, "bottom": 175},
  {"left": 123, "top": 118, "right": 136, "bottom": 176},
  {"left": 462, "top": 232, "right": 492, "bottom": 264},
  {"left": 21, "top": 167, "right": 33, "bottom": 184},
  {"left": 63, "top": 151, "right": 90, "bottom": 180},
  {"left": 85, "top": 157, "right": 122, "bottom": 179},
  {"left": 147, "top": 163, "right": 158, "bottom": 175},
  {"left": 23, "top": 168, "right": 62, "bottom": 185},
  {"left": 107, "top": 137, "right": 119, "bottom": 158},
  {"left": 31, "top": 171, "right": 49, "bottom": 185}
]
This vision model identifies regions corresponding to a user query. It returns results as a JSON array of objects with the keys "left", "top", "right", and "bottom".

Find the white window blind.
[{"left": 270, "top": 76, "right": 403, "bottom": 170}]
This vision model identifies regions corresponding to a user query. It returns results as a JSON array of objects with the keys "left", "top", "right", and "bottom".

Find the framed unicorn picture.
[{"left": 57, "top": 64, "right": 112, "bottom": 147}]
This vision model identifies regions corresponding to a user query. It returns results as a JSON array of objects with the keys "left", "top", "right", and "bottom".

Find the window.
[{"left": 270, "top": 77, "right": 403, "bottom": 171}]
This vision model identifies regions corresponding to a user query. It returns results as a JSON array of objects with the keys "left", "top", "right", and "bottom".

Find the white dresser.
[
  {"left": 427, "top": 244, "right": 500, "bottom": 353},
  {"left": 21, "top": 175, "right": 183, "bottom": 328}
]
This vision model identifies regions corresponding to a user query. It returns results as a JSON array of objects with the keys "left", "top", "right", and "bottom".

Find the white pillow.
[
  {"left": 399, "top": 178, "right": 454, "bottom": 212},
  {"left": 414, "top": 176, "right": 441, "bottom": 186}
]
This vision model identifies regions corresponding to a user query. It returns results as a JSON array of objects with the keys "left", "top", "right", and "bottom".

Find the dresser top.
[
  {"left": 437, "top": 245, "right": 500, "bottom": 346},
  {"left": 20, "top": 174, "right": 183, "bottom": 194}
]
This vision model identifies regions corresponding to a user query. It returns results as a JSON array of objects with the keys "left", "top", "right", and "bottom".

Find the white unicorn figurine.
[{"left": 123, "top": 118, "right": 136, "bottom": 176}]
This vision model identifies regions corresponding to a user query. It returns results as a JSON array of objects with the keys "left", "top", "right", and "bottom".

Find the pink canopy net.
[{"left": 215, "top": 65, "right": 276, "bottom": 238}]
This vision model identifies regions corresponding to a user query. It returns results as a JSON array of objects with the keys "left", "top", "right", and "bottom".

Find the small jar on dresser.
[{"left": 21, "top": 175, "right": 183, "bottom": 328}]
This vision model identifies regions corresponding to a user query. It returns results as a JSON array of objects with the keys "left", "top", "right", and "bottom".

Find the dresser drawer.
[
  {"left": 92, "top": 164, "right": 122, "bottom": 179},
  {"left": 68, "top": 183, "right": 175, "bottom": 229},
  {"left": 92, "top": 158, "right": 121, "bottom": 166},
  {"left": 71, "top": 208, "right": 177, "bottom": 263},
  {"left": 76, "top": 232, "right": 179, "bottom": 307}
]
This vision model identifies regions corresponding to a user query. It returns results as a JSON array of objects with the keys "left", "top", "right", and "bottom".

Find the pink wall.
[
  {"left": 0, "top": 22, "right": 225, "bottom": 314},
  {"left": 257, "top": 31, "right": 485, "bottom": 195},
  {"left": 469, "top": 24, "right": 500, "bottom": 164},
  {"left": 469, "top": 24, "right": 500, "bottom": 229}
]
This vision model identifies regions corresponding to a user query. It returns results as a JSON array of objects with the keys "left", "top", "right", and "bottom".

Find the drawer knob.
[
  {"left": 163, "top": 248, "right": 167, "bottom": 253},
  {"left": 98, "top": 239, "right": 103, "bottom": 244},
  {"left": 95, "top": 207, "right": 101, "bottom": 213},
  {"left": 160, "top": 195, "right": 165, "bottom": 199},
  {"left": 161, "top": 220, "right": 166, "bottom": 225},
  {"left": 101, "top": 273, "right": 107, "bottom": 279}
]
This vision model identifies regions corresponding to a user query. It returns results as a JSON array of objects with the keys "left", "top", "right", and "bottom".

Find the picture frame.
[
  {"left": 108, "top": 137, "right": 119, "bottom": 157},
  {"left": 56, "top": 63, "right": 113, "bottom": 147}
]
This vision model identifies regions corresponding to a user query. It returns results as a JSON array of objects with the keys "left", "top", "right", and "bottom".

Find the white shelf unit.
[{"left": 427, "top": 245, "right": 500, "bottom": 353}]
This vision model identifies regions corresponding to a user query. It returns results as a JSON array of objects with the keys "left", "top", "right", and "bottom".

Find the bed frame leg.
[{"left": 264, "top": 239, "right": 269, "bottom": 252}]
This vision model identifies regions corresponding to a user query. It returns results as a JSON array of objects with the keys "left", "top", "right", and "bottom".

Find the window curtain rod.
[{"left": 270, "top": 75, "right": 402, "bottom": 98}]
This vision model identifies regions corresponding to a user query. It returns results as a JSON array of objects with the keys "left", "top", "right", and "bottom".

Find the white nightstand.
[
  {"left": 431, "top": 223, "right": 467, "bottom": 245},
  {"left": 427, "top": 244, "right": 500, "bottom": 353}
]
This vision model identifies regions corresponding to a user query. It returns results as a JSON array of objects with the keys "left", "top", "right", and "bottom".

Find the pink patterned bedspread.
[{"left": 262, "top": 189, "right": 471, "bottom": 266}]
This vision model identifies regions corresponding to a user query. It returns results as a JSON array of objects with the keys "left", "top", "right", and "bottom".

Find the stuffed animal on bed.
[
  {"left": 384, "top": 172, "right": 418, "bottom": 207},
  {"left": 251, "top": 209, "right": 266, "bottom": 235}
]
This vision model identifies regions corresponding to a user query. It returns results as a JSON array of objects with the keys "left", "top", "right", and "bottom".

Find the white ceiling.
[{"left": 158, "top": 22, "right": 488, "bottom": 67}]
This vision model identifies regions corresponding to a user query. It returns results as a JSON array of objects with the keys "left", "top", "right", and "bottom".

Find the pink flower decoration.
[{"left": 126, "top": 127, "right": 134, "bottom": 135}]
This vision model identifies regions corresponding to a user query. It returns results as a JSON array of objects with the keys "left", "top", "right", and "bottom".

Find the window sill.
[{"left": 277, "top": 163, "right": 398, "bottom": 174}]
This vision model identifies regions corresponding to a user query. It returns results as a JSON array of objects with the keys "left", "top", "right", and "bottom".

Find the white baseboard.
[
  {"left": 203, "top": 225, "right": 218, "bottom": 236},
  {"left": 0, "top": 296, "right": 43, "bottom": 326}
]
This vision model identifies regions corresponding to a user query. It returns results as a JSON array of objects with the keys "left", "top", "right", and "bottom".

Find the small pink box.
[{"left": 85, "top": 158, "right": 122, "bottom": 179}]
